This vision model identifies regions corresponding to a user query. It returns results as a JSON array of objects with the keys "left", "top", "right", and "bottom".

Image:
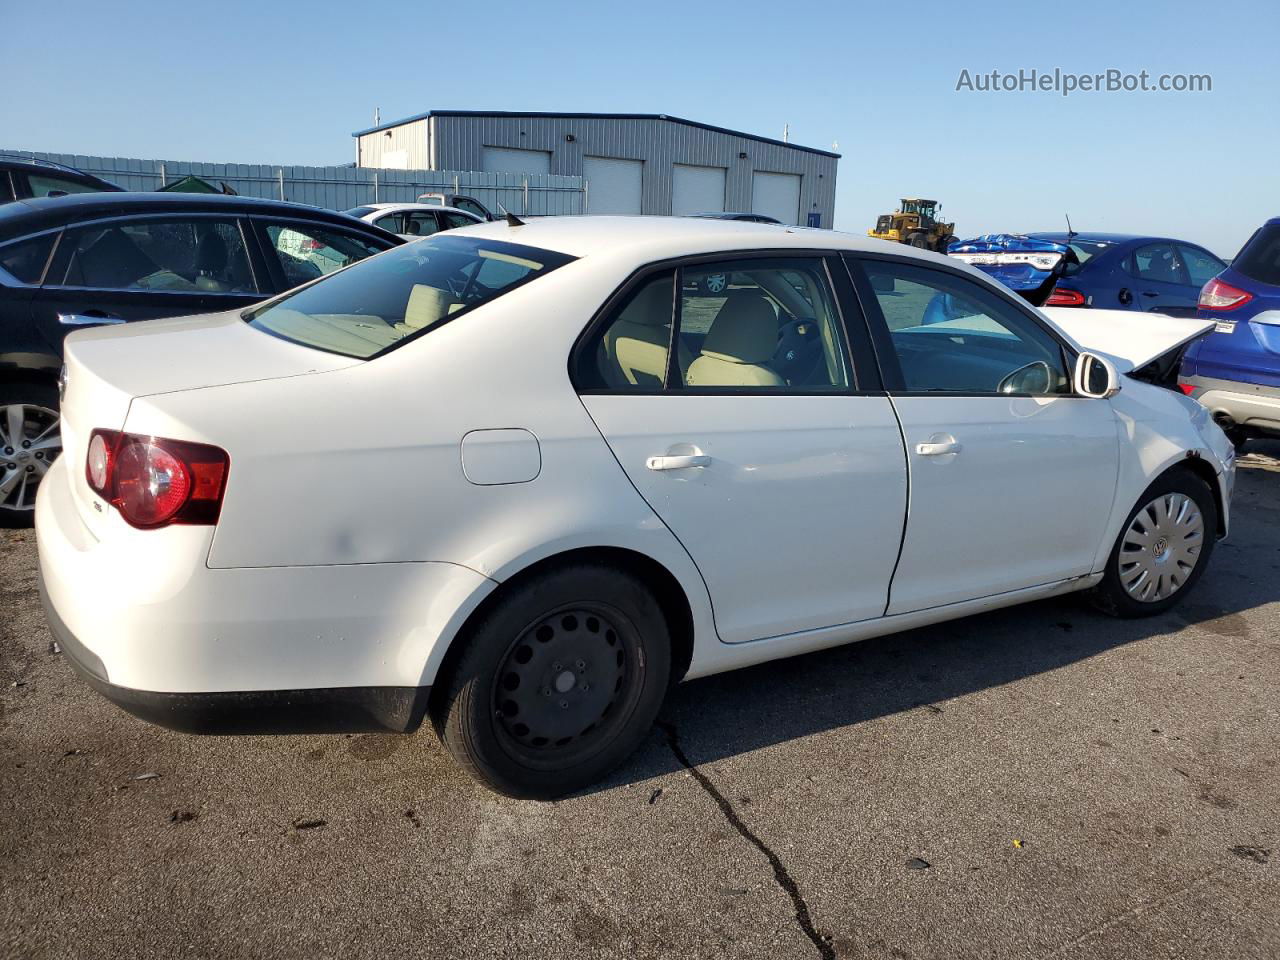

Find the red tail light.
[
  {"left": 1199, "top": 277, "right": 1253, "bottom": 311},
  {"left": 1045, "top": 286, "right": 1086, "bottom": 306},
  {"left": 86, "top": 430, "right": 229, "bottom": 529}
]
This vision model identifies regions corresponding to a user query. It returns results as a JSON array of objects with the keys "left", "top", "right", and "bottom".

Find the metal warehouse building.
[{"left": 352, "top": 110, "right": 839, "bottom": 227}]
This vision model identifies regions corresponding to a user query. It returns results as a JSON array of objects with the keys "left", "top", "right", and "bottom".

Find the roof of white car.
[
  {"left": 455, "top": 215, "right": 929, "bottom": 262},
  {"left": 360, "top": 202, "right": 480, "bottom": 217}
]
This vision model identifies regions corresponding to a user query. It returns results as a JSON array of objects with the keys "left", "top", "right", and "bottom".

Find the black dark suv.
[
  {"left": 0, "top": 192, "right": 402, "bottom": 524},
  {"left": 0, "top": 156, "right": 123, "bottom": 206}
]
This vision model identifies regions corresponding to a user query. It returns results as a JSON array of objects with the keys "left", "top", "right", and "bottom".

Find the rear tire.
[
  {"left": 907, "top": 232, "right": 928, "bottom": 249},
  {"left": 0, "top": 382, "right": 61, "bottom": 529},
  {"left": 1088, "top": 468, "right": 1217, "bottom": 618},
  {"left": 432, "top": 563, "right": 671, "bottom": 799}
]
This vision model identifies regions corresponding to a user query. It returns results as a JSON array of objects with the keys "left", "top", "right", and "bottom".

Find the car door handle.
[
  {"left": 646, "top": 454, "right": 711, "bottom": 471},
  {"left": 916, "top": 440, "right": 961, "bottom": 456},
  {"left": 58, "top": 312, "right": 125, "bottom": 326}
]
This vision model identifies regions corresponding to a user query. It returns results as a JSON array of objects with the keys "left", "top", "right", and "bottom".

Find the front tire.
[
  {"left": 0, "top": 383, "right": 62, "bottom": 528},
  {"left": 432, "top": 563, "right": 671, "bottom": 799},
  {"left": 1089, "top": 468, "right": 1217, "bottom": 618}
]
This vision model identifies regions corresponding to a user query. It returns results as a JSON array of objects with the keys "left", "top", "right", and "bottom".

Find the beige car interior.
[
  {"left": 686, "top": 291, "right": 786, "bottom": 388},
  {"left": 394, "top": 283, "right": 465, "bottom": 334},
  {"left": 600, "top": 278, "right": 693, "bottom": 388}
]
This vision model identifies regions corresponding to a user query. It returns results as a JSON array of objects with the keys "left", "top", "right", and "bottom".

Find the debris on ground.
[
  {"left": 906, "top": 858, "right": 931, "bottom": 870},
  {"left": 1230, "top": 845, "right": 1271, "bottom": 864},
  {"left": 132, "top": 772, "right": 161, "bottom": 781},
  {"left": 49, "top": 642, "right": 61, "bottom": 655},
  {"left": 168, "top": 810, "right": 197, "bottom": 824},
  {"left": 292, "top": 818, "right": 326, "bottom": 830},
  {"left": 1012, "top": 839, "right": 1024, "bottom": 849},
  {"left": 648, "top": 788, "right": 663, "bottom": 805},
  {"left": 404, "top": 810, "right": 421, "bottom": 828}
]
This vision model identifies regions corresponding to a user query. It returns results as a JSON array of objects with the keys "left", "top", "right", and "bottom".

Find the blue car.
[
  {"left": 1028, "top": 233, "right": 1228, "bottom": 317},
  {"left": 1180, "top": 217, "right": 1280, "bottom": 447}
]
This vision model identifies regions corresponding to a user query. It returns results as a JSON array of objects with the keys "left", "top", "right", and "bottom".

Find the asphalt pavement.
[{"left": 2, "top": 446, "right": 1278, "bottom": 960}]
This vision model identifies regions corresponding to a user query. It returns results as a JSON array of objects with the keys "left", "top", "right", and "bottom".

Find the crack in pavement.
[{"left": 658, "top": 721, "right": 836, "bottom": 960}]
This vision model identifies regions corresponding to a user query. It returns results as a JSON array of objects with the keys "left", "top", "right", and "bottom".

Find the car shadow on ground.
[{"left": 594, "top": 444, "right": 1280, "bottom": 791}]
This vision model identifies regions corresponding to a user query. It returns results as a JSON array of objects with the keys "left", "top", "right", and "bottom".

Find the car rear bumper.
[
  {"left": 39, "top": 569, "right": 431, "bottom": 733},
  {"left": 1181, "top": 373, "right": 1280, "bottom": 435},
  {"left": 35, "top": 457, "right": 495, "bottom": 733}
]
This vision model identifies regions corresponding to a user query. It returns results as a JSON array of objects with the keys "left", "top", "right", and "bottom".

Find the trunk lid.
[
  {"left": 58, "top": 309, "right": 356, "bottom": 538},
  {"left": 1040, "top": 307, "right": 1214, "bottom": 371}
]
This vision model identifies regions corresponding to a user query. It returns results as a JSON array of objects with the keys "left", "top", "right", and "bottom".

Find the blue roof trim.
[{"left": 351, "top": 110, "right": 840, "bottom": 158}]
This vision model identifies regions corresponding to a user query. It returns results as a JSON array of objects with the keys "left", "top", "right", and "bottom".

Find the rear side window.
[
  {"left": 0, "top": 172, "right": 14, "bottom": 204},
  {"left": 1232, "top": 224, "right": 1280, "bottom": 286},
  {"left": 1130, "top": 243, "right": 1185, "bottom": 284},
  {"left": 245, "top": 235, "right": 575, "bottom": 359},
  {"left": 0, "top": 233, "right": 56, "bottom": 284},
  {"left": 26, "top": 173, "right": 106, "bottom": 198},
  {"left": 56, "top": 219, "right": 257, "bottom": 293}
]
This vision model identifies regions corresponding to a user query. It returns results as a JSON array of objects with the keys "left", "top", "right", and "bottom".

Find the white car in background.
[
  {"left": 37, "top": 217, "right": 1233, "bottom": 799},
  {"left": 344, "top": 202, "right": 483, "bottom": 241}
]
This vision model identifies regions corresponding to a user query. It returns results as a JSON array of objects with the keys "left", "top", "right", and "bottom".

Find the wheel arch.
[
  {"left": 427, "top": 546, "right": 697, "bottom": 711},
  {"left": 1163, "top": 453, "right": 1227, "bottom": 539}
]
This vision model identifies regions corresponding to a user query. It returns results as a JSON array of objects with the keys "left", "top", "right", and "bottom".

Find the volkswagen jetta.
[{"left": 37, "top": 216, "right": 1234, "bottom": 798}]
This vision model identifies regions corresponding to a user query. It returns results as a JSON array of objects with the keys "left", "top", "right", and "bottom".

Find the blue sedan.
[{"left": 1030, "top": 232, "right": 1227, "bottom": 317}]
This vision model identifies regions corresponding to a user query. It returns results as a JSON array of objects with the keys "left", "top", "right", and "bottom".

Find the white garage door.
[
  {"left": 752, "top": 172, "right": 801, "bottom": 225},
  {"left": 482, "top": 147, "right": 552, "bottom": 175},
  {"left": 583, "top": 157, "right": 643, "bottom": 215},
  {"left": 671, "top": 164, "right": 726, "bottom": 216}
]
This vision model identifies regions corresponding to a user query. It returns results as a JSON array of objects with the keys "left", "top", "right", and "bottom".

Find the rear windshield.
[
  {"left": 245, "top": 235, "right": 575, "bottom": 359},
  {"left": 1232, "top": 224, "right": 1280, "bottom": 286}
]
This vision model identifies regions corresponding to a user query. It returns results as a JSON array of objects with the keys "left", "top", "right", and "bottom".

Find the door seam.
[{"left": 881, "top": 393, "right": 912, "bottom": 617}]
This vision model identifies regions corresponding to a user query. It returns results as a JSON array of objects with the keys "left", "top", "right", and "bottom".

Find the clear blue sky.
[{"left": 2, "top": 0, "right": 1276, "bottom": 256}]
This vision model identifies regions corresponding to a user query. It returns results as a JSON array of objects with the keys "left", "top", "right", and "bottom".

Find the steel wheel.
[
  {"left": 0, "top": 402, "right": 61, "bottom": 513},
  {"left": 491, "top": 603, "right": 633, "bottom": 761},
  {"left": 1118, "top": 491, "right": 1204, "bottom": 603}
]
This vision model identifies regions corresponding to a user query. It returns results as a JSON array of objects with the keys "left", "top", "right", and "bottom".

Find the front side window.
[
  {"left": 0, "top": 233, "right": 56, "bottom": 284},
  {"left": 1130, "top": 243, "right": 1185, "bottom": 284},
  {"left": 56, "top": 218, "right": 256, "bottom": 293},
  {"left": 859, "top": 260, "right": 1070, "bottom": 395},
  {"left": 1176, "top": 244, "right": 1225, "bottom": 288},
  {"left": 579, "top": 257, "right": 850, "bottom": 392},
  {"left": 263, "top": 223, "right": 388, "bottom": 288},
  {"left": 246, "top": 235, "right": 574, "bottom": 359},
  {"left": 442, "top": 212, "right": 478, "bottom": 230},
  {"left": 453, "top": 198, "right": 487, "bottom": 219}
]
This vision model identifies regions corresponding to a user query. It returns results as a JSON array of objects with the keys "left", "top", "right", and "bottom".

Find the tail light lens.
[
  {"left": 85, "top": 430, "right": 229, "bottom": 529},
  {"left": 1199, "top": 277, "right": 1253, "bottom": 311},
  {"left": 1179, "top": 383, "right": 1197, "bottom": 396},
  {"left": 1045, "top": 286, "right": 1086, "bottom": 306}
]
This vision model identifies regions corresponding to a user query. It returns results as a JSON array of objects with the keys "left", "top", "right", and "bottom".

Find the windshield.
[
  {"left": 245, "top": 235, "right": 575, "bottom": 359},
  {"left": 343, "top": 205, "right": 378, "bottom": 218}
]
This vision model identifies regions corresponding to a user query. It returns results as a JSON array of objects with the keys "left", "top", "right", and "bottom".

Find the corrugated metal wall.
[
  {"left": 3, "top": 148, "right": 585, "bottom": 216},
  {"left": 420, "top": 115, "right": 838, "bottom": 226},
  {"left": 355, "top": 118, "right": 431, "bottom": 169}
]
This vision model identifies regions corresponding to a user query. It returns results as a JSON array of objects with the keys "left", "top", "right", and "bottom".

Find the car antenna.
[
  {"left": 1065, "top": 213, "right": 1076, "bottom": 241},
  {"left": 496, "top": 202, "right": 525, "bottom": 227}
]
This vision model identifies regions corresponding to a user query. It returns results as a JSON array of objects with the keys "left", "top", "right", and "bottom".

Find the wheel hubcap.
[
  {"left": 1118, "top": 492, "right": 1204, "bottom": 603},
  {"left": 493, "top": 607, "right": 628, "bottom": 750},
  {"left": 0, "top": 403, "right": 61, "bottom": 512}
]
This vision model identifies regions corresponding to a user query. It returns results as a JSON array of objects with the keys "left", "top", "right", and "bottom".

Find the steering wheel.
[{"left": 772, "top": 317, "right": 823, "bottom": 384}]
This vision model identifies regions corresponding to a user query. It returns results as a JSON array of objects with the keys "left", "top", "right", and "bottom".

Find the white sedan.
[
  {"left": 36, "top": 217, "right": 1234, "bottom": 798},
  {"left": 344, "top": 202, "right": 484, "bottom": 240}
]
